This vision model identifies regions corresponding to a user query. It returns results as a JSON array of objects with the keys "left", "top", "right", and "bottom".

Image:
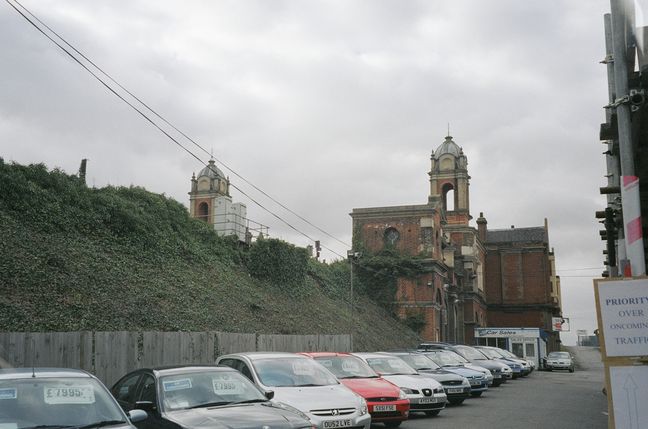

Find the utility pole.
[
  {"left": 605, "top": 0, "right": 646, "bottom": 276},
  {"left": 347, "top": 250, "right": 361, "bottom": 352}
]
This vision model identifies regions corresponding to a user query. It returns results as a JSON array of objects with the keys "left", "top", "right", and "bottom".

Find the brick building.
[{"left": 351, "top": 135, "right": 562, "bottom": 351}]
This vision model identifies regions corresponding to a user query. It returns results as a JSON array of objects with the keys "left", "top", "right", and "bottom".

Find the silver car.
[
  {"left": 544, "top": 351, "right": 575, "bottom": 372},
  {"left": 217, "top": 352, "right": 371, "bottom": 429},
  {"left": 0, "top": 368, "right": 147, "bottom": 428}
]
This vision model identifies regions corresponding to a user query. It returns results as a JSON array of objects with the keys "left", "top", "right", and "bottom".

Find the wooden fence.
[{"left": 0, "top": 331, "right": 351, "bottom": 387}]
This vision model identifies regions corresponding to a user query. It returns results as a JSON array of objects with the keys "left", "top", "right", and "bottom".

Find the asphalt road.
[{"left": 373, "top": 347, "right": 608, "bottom": 429}]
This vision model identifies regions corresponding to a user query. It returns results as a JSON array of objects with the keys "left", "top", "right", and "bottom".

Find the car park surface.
[
  {"left": 352, "top": 352, "right": 447, "bottom": 417},
  {"left": 217, "top": 352, "right": 371, "bottom": 429},
  {"left": 302, "top": 352, "right": 410, "bottom": 427},
  {"left": 0, "top": 367, "right": 146, "bottom": 428},
  {"left": 110, "top": 365, "right": 313, "bottom": 429}
]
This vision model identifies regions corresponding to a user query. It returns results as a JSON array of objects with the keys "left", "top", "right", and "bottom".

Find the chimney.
[
  {"left": 476, "top": 212, "right": 487, "bottom": 242},
  {"left": 78, "top": 159, "right": 88, "bottom": 186}
]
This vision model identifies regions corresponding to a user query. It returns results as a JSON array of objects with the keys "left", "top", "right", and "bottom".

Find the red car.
[{"left": 300, "top": 352, "right": 410, "bottom": 428}]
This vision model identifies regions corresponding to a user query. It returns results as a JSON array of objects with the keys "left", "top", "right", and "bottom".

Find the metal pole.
[
  {"left": 350, "top": 257, "right": 354, "bottom": 352},
  {"left": 604, "top": 13, "right": 622, "bottom": 277},
  {"left": 610, "top": 0, "right": 646, "bottom": 275}
]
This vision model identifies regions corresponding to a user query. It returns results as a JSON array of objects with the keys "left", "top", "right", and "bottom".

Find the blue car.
[
  {"left": 419, "top": 349, "right": 489, "bottom": 397},
  {"left": 474, "top": 346, "right": 526, "bottom": 378}
]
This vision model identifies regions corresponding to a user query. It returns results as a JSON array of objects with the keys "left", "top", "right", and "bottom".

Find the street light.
[{"left": 347, "top": 250, "right": 362, "bottom": 352}]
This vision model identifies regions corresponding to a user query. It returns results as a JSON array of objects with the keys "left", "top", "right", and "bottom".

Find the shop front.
[{"left": 474, "top": 327, "right": 547, "bottom": 368}]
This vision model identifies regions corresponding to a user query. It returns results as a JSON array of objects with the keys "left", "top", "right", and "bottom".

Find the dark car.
[
  {"left": 382, "top": 352, "right": 471, "bottom": 405},
  {"left": 111, "top": 365, "right": 313, "bottom": 429},
  {"left": 418, "top": 343, "right": 510, "bottom": 386},
  {"left": 0, "top": 367, "right": 146, "bottom": 428}
]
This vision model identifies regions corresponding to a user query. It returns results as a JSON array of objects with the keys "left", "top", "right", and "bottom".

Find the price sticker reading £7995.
[{"left": 43, "top": 385, "right": 95, "bottom": 404}]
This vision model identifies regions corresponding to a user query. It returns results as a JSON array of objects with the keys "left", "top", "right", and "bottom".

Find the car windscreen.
[
  {"left": 424, "top": 351, "right": 465, "bottom": 366},
  {"left": 313, "top": 356, "right": 377, "bottom": 379},
  {"left": 455, "top": 346, "right": 488, "bottom": 360},
  {"left": 398, "top": 354, "right": 440, "bottom": 370},
  {"left": 478, "top": 348, "right": 503, "bottom": 359},
  {"left": 254, "top": 358, "right": 339, "bottom": 387},
  {"left": 365, "top": 357, "right": 418, "bottom": 375},
  {"left": 0, "top": 376, "right": 125, "bottom": 426},
  {"left": 547, "top": 352, "right": 570, "bottom": 359},
  {"left": 160, "top": 369, "right": 266, "bottom": 411},
  {"left": 499, "top": 349, "right": 518, "bottom": 358}
]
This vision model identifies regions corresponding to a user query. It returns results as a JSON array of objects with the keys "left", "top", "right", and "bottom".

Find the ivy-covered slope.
[{"left": 0, "top": 159, "right": 419, "bottom": 351}]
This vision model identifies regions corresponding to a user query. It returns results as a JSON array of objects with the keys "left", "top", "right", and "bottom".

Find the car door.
[
  {"left": 132, "top": 373, "right": 175, "bottom": 429},
  {"left": 111, "top": 372, "right": 143, "bottom": 412}
]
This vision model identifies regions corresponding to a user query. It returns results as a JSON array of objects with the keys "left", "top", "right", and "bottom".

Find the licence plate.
[
  {"left": 447, "top": 388, "right": 464, "bottom": 394},
  {"left": 323, "top": 420, "right": 352, "bottom": 428},
  {"left": 493, "top": 374, "right": 502, "bottom": 378},
  {"left": 418, "top": 397, "right": 439, "bottom": 404},
  {"left": 374, "top": 404, "right": 397, "bottom": 412}
]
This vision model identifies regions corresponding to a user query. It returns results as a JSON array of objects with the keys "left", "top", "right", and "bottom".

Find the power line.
[{"left": 5, "top": 0, "right": 349, "bottom": 258}]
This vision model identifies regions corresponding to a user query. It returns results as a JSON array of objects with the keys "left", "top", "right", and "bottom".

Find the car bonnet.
[{"left": 270, "top": 384, "right": 360, "bottom": 413}]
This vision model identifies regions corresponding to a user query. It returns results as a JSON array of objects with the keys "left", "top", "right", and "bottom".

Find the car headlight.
[
  {"left": 401, "top": 387, "right": 415, "bottom": 395},
  {"left": 398, "top": 389, "right": 408, "bottom": 399},
  {"left": 354, "top": 394, "right": 368, "bottom": 416},
  {"left": 462, "top": 378, "right": 471, "bottom": 386},
  {"left": 433, "top": 387, "right": 445, "bottom": 394},
  {"left": 272, "top": 401, "right": 311, "bottom": 422}
]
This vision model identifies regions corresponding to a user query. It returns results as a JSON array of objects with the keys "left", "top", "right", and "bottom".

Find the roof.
[
  {"left": 486, "top": 227, "right": 547, "bottom": 244},
  {"left": 434, "top": 135, "right": 462, "bottom": 158},
  {"left": 222, "top": 351, "right": 301, "bottom": 361},
  {"left": 0, "top": 368, "right": 93, "bottom": 380},
  {"left": 197, "top": 159, "right": 225, "bottom": 179},
  {"left": 299, "top": 352, "right": 350, "bottom": 358}
]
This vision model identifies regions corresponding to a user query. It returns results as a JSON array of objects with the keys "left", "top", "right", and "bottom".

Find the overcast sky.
[{"left": 1, "top": 0, "right": 620, "bottom": 345}]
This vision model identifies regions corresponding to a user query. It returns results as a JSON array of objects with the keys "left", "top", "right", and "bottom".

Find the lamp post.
[{"left": 347, "top": 250, "right": 361, "bottom": 352}]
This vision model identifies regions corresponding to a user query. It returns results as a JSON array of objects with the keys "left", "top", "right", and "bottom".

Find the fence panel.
[
  {"left": 95, "top": 331, "right": 138, "bottom": 387},
  {"left": 318, "top": 334, "right": 351, "bottom": 352},
  {"left": 257, "top": 334, "right": 319, "bottom": 352},
  {"left": 216, "top": 332, "right": 256, "bottom": 356}
]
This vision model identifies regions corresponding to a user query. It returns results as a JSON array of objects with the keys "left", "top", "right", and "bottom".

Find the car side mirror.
[
  {"left": 264, "top": 390, "right": 275, "bottom": 400},
  {"left": 128, "top": 409, "right": 148, "bottom": 423},
  {"left": 134, "top": 400, "right": 156, "bottom": 412}
]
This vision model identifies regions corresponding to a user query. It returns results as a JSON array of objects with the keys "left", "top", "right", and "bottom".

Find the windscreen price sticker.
[
  {"left": 213, "top": 379, "right": 243, "bottom": 395},
  {"left": 597, "top": 279, "right": 648, "bottom": 357},
  {"left": 44, "top": 385, "right": 95, "bottom": 404}
]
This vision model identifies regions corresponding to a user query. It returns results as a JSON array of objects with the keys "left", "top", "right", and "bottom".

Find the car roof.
[
  {"left": 300, "top": 352, "right": 351, "bottom": 358},
  {"left": 0, "top": 368, "right": 94, "bottom": 380},
  {"left": 148, "top": 365, "right": 236, "bottom": 377},
  {"left": 382, "top": 351, "right": 422, "bottom": 356},
  {"left": 222, "top": 352, "right": 303, "bottom": 361},
  {"left": 352, "top": 352, "right": 400, "bottom": 359}
]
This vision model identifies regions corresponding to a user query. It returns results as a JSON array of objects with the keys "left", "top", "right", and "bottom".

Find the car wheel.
[
  {"left": 425, "top": 410, "right": 441, "bottom": 416},
  {"left": 449, "top": 399, "right": 465, "bottom": 405},
  {"left": 470, "top": 392, "right": 483, "bottom": 397},
  {"left": 384, "top": 422, "right": 402, "bottom": 428},
  {"left": 569, "top": 368, "right": 575, "bottom": 373}
]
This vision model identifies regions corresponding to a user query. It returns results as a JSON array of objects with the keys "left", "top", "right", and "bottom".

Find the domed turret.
[
  {"left": 434, "top": 135, "right": 462, "bottom": 158},
  {"left": 197, "top": 159, "right": 225, "bottom": 179}
]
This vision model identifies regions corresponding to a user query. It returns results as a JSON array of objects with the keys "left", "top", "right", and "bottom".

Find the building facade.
[
  {"left": 189, "top": 159, "right": 249, "bottom": 242},
  {"left": 351, "top": 135, "right": 562, "bottom": 350}
]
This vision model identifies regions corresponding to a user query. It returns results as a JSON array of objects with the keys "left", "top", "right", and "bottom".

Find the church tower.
[
  {"left": 428, "top": 135, "right": 471, "bottom": 225},
  {"left": 189, "top": 159, "right": 248, "bottom": 242}
]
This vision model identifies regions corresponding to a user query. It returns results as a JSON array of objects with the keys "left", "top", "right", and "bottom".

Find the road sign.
[
  {"left": 595, "top": 278, "right": 648, "bottom": 357},
  {"left": 609, "top": 366, "right": 648, "bottom": 429},
  {"left": 551, "top": 317, "right": 570, "bottom": 332}
]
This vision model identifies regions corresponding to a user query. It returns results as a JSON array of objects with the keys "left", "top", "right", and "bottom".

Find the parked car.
[
  {"left": 417, "top": 349, "right": 490, "bottom": 397},
  {"left": 544, "top": 351, "right": 575, "bottom": 372},
  {"left": 419, "top": 343, "right": 510, "bottom": 386},
  {"left": 110, "top": 365, "right": 313, "bottom": 429},
  {"left": 497, "top": 348, "right": 536, "bottom": 372},
  {"left": 302, "top": 352, "right": 409, "bottom": 427},
  {"left": 216, "top": 352, "right": 371, "bottom": 429},
  {"left": 352, "top": 352, "right": 447, "bottom": 417},
  {"left": 474, "top": 346, "right": 528, "bottom": 377},
  {"left": 382, "top": 352, "right": 471, "bottom": 405},
  {"left": 0, "top": 367, "right": 146, "bottom": 428}
]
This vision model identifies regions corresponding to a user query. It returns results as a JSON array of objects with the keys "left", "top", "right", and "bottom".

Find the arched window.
[
  {"left": 198, "top": 202, "right": 209, "bottom": 222},
  {"left": 442, "top": 183, "right": 455, "bottom": 211}
]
